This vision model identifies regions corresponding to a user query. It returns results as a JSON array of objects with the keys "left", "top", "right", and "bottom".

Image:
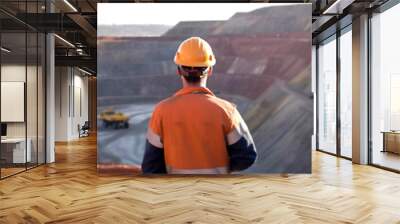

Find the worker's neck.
[{"left": 182, "top": 79, "right": 207, "bottom": 88}]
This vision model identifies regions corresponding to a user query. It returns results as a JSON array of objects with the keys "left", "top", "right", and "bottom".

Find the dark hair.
[
  {"left": 178, "top": 66, "right": 209, "bottom": 84},
  {"left": 183, "top": 75, "right": 202, "bottom": 83}
]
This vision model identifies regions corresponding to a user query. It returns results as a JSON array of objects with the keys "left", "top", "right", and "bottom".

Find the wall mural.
[{"left": 97, "top": 3, "right": 312, "bottom": 174}]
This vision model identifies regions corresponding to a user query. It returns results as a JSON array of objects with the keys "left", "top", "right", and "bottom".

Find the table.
[
  {"left": 1, "top": 138, "right": 31, "bottom": 164},
  {"left": 382, "top": 131, "right": 400, "bottom": 154}
]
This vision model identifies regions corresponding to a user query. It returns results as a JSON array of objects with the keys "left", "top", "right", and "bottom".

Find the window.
[
  {"left": 371, "top": 2, "right": 400, "bottom": 171},
  {"left": 339, "top": 27, "right": 352, "bottom": 158},
  {"left": 317, "top": 36, "right": 337, "bottom": 154}
]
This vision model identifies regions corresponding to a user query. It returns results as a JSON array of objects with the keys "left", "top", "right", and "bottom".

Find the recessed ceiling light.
[
  {"left": 78, "top": 67, "right": 93, "bottom": 76},
  {"left": 54, "top": 34, "right": 75, "bottom": 48},
  {"left": 1, "top": 47, "right": 11, "bottom": 53},
  {"left": 323, "top": 0, "right": 355, "bottom": 15},
  {"left": 63, "top": 0, "right": 78, "bottom": 12}
]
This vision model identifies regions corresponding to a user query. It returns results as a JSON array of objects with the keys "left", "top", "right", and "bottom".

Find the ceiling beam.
[
  {"left": 323, "top": 0, "right": 356, "bottom": 14},
  {"left": 14, "top": 13, "right": 82, "bottom": 32},
  {"left": 67, "top": 13, "right": 97, "bottom": 45},
  {"left": 55, "top": 55, "right": 96, "bottom": 73}
]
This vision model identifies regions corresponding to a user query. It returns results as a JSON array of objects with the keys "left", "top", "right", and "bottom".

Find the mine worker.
[{"left": 142, "top": 37, "right": 257, "bottom": 174}]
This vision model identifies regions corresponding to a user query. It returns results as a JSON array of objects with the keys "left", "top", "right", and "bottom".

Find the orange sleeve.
[
  {"left": 149, "top": 104, "right": 163, "bottom": 136},
  {"left": 224, "top": 104, "right": 241, "bottom": 134}
]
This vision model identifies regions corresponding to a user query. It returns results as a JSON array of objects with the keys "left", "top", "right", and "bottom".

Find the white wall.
[
  {"left": 72, "top": 73, "right": 89, "bottom": 138},
  {"left": 55, "top": 67, "right": 70, "bottom": 141},
  {"left": 1, "top": 65, "right": 26, "bottom": 141},
  {"left": 55, "top": 67, "right": 89, "bottom": 141},
  {"left": 1, "top": 65, "right": 37, "bottom": 138},
  {"left": 1, "top": 63, "right": 46, "bottom": 164}
]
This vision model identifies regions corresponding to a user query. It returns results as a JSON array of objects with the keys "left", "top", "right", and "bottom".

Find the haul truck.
[{"left": 99, "top": 108, "right": 129, "bottom": 129}]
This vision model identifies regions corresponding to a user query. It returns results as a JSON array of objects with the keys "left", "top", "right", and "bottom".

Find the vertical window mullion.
[
  {"left": 25, "top": 0, "right": 28, "bottom": 171},
  {"left": 367, "top": 11, "right": 373, "bottom": 165},
  {"left": 36, "top": 0, "right": 39, "bottom": 167},
  {"left": 316, "top": 44, "right": 320, "bottom": 150},
  {"left": 336, "top": 27, "right": 341, "bottom": 157}
]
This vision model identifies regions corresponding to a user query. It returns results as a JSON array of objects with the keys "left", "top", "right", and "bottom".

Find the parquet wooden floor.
[{"left": 1, "top": 135, "right": 400, "bottom": 223}]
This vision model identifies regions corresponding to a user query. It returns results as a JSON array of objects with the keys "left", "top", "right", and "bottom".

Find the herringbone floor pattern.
[{"left": 1, "top": 135, "right": 400, "bottom": 223}]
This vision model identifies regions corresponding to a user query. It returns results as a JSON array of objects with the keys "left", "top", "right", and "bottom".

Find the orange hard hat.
[{"left": 174, "top": 37, "right": 216, "bottom": 67}]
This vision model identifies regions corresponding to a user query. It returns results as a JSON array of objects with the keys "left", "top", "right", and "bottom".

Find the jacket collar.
[{"left": 174, "top": 86, "right": 214, "bottom": 97}]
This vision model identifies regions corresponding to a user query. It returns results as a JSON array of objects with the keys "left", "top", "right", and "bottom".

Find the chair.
[{"left": 79, "top": 121, "right": 90, "bottom": 138}]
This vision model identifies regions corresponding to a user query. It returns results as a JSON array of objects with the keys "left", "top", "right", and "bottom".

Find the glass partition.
[
  {"left": 317, "top": 35, "right": 337, "bottom": 154},
  {"left": 339, "top": 27, "right": 352, "bottom": 158},
  {"left": 1, "top": 30, "right": 28, "bottom": 177},
  {"left": 27, "top": 30, "right": 38, "bottom": 169},
  {"left": 371, "top": 3, "right": 400, "bottom": 171},
  {"left": 0, "top": 2, "right": 46, "bottom": 179},
  {"left": 26, "top": 0, "right": 44, "bottom": 169}
]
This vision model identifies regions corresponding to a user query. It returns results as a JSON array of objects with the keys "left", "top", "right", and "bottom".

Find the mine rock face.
[
  {"left": 211, "top": 5, "right": 311, "bottom": 35},
  {"left": 98, "top": 4, "right": 312, "bottom": 173},
  {"left": 163, "top": 21, "right": 224, "bottom": 37}
]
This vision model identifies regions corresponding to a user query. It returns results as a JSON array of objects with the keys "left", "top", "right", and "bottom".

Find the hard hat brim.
[{"left": 174, "top": 56, "right": 216, "bottom": 67}]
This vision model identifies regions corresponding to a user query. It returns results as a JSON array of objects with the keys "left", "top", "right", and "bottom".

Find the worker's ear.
[{"left": 207, "top": 67, "right": 213, "bottom": 77}]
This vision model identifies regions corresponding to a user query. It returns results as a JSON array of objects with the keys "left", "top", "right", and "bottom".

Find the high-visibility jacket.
[{"left": 142, "top": 86, "right": 257, "bottom": 174}]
